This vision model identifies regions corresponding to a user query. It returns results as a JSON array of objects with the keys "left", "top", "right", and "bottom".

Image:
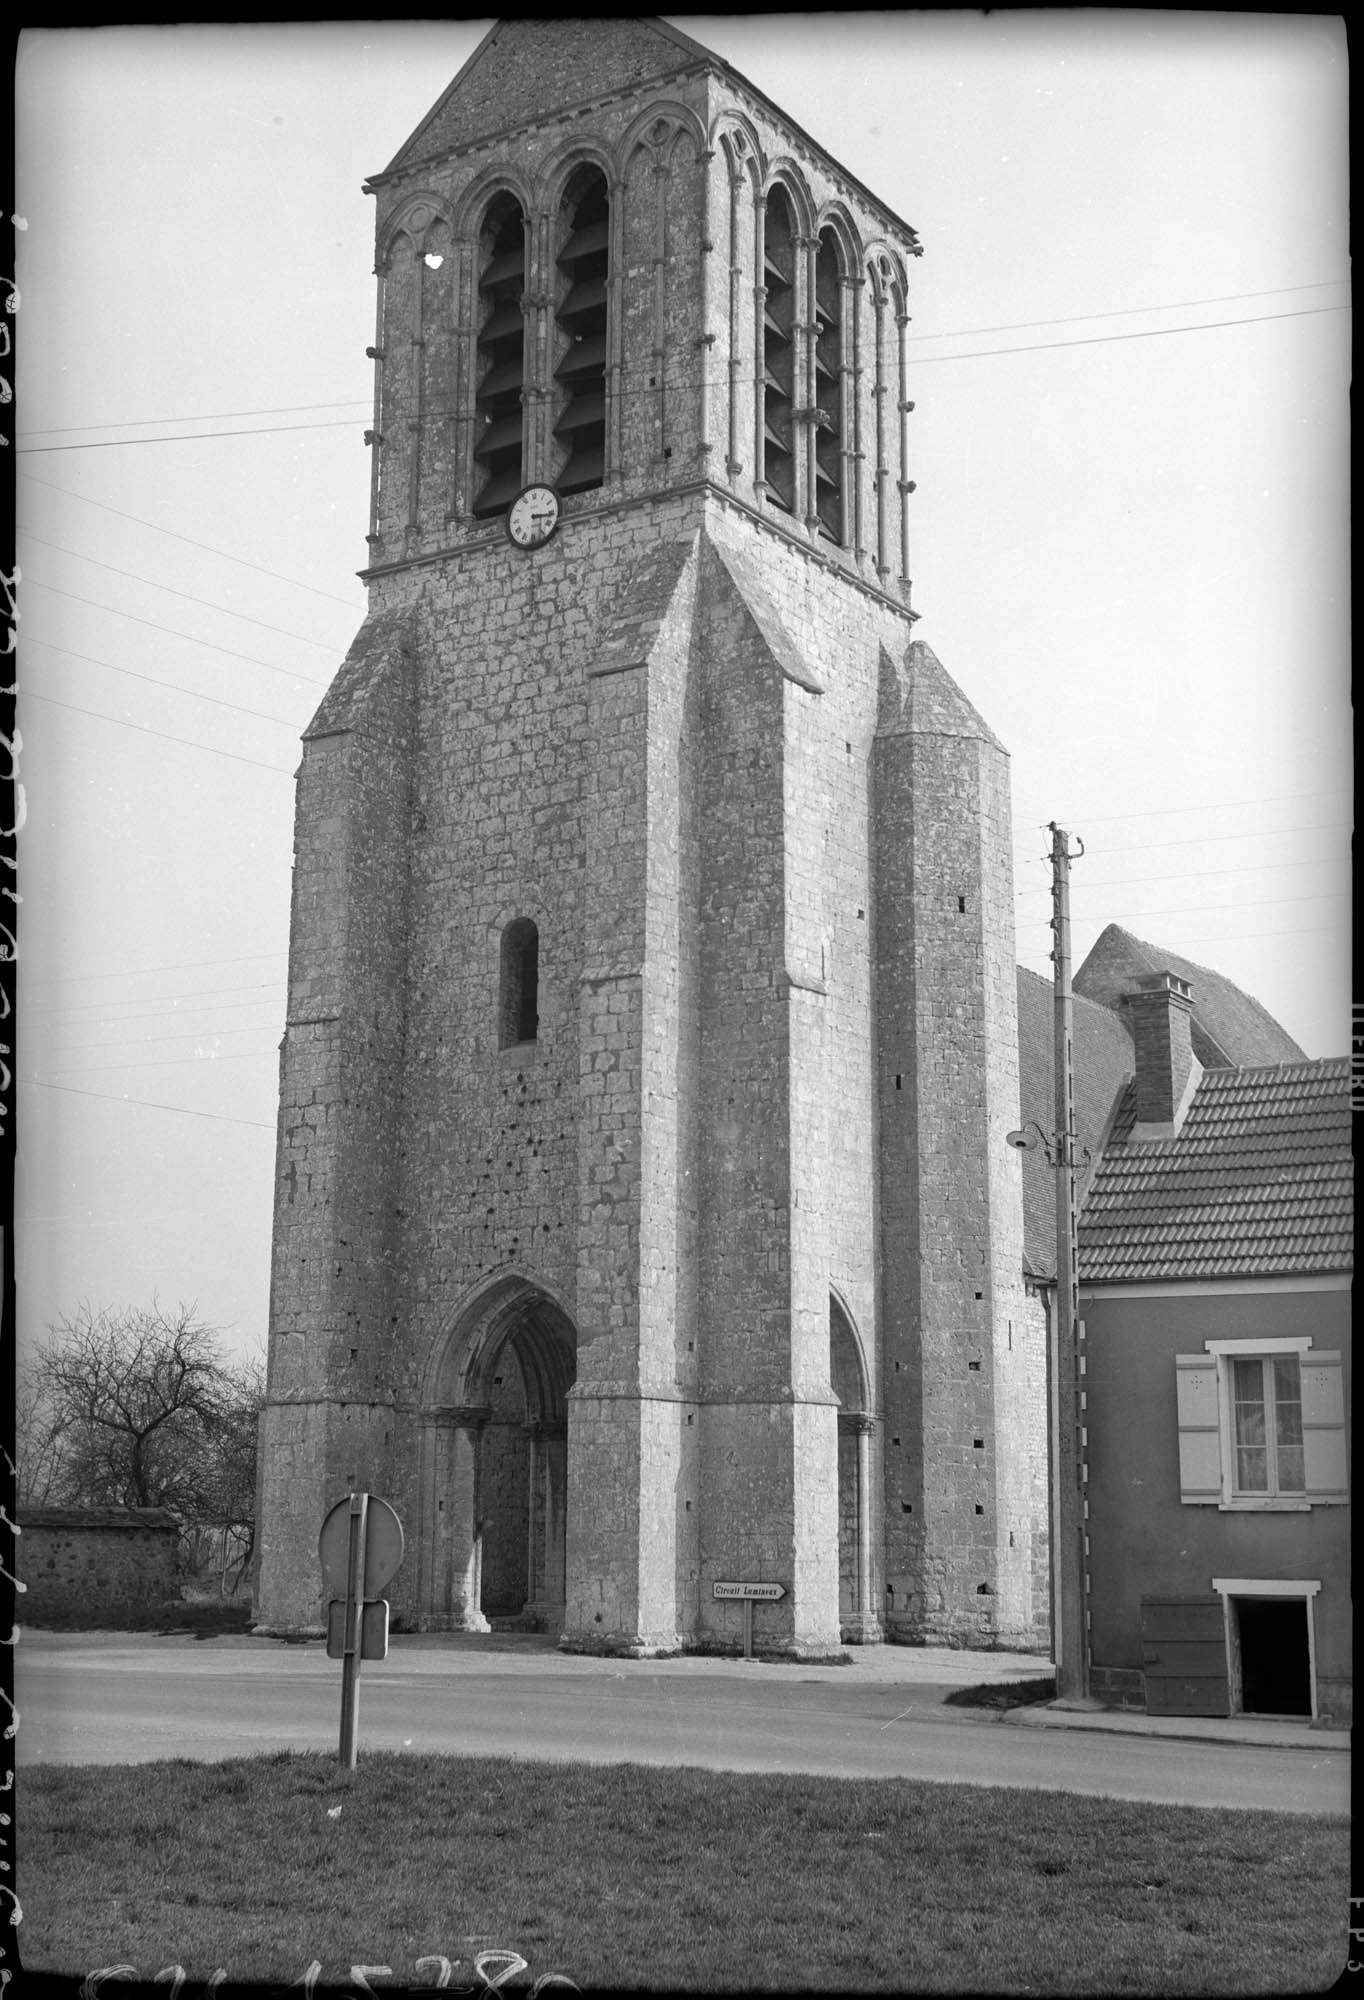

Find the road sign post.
[
  {"left": 338, "top": 1492, "right": 367, "bottom": 1768},
  {"left": 713, "top": 1581, "right": 787, "bottom": 1661},
  {"left": 318, "top": 1492, "right": 405, "bottom": 1769}
]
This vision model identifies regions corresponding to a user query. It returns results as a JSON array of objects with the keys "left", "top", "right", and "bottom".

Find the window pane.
[
  {"left": 1232, "top": 1357, "right": 1268, "bottom": 1492},
  {"left": 1273, "top": 1357, "right": 1305, "bottom": 1494}
]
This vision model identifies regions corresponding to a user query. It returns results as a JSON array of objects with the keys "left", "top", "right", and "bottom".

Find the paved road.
[{"left": 14, "top": 1633, "right": 1348, "bottom": 1814}]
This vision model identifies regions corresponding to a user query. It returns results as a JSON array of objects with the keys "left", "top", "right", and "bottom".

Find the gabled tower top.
[{"left": 360, "top": 16, "right": 924, "bottom": 604}]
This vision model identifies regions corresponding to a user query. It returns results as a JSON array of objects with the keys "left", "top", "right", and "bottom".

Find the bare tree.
[
  {"left": 13, "top": 1366, "right": 73, "bottom": 1506},
  {"left": 17, "top": 1304, "right": 265, "bottom": 1567}
]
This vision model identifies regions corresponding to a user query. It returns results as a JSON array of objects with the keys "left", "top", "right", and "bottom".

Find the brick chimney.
[{"left": 1123, "top": 971, "right": 1200, "bottom": 1135}]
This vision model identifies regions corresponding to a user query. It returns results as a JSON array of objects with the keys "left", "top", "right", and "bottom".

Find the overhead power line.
[
  {"left": 21, "top": 397, "right": 370, "bottom": 441},
  {"left": 1021, "top": 922, "right": 1339, "bottom": 948},
  {"left": 1014, "top": 786, "right": 1348, "bottom": 829},
  {"left": 26, "top": 1077, "right": 277, "bottom": 1131},
  {"left": 36, "top": 979, "right": 285, "bottom": 1022},
  {"left": 18, "top": 415, "right": 366, "bottom": 455},
  {"left": 21, "top": 579, "right": 330, "bottom": 686},
  {"left": 21, "top": 535, "right": 344, "bottom": 652},
  {"left": 14, "top": 302, "right": 1352, "bottom": 457},
  {"left": 907, "top": 303, "right": 1348, "bottom": 366},
  {"left": 22, "top": 949, "right": 286, "bottom": 988},
  {"left": 39, "top": 995, "right": 286, "bottom": 1039},
  {"left": 22, "top": 473, "right": 365, "bottom": 611},
  {"left": 1081, "top": 821, "right": 1346, "bottom": 858},
  {"left": 16, "top": 284, "right": 1348, "bottom": 441},
  {"left": 907, "top": 279, "right": 1349, "bottom": 345},
  {"left": 41, "top": 1000, "right": 282, "bottom": 1048},
  {"left": 1017, "top": 854, "right": 1348, "bottom": 898},
  {"left": 22, "top": 634, "right": 309, "bottom": 732},
  {"left": 40, "top": 1051, "right": 278, "bottom": 1076},
  {"left": 22, "top": 690, "right": 296, "bottom": 776}
]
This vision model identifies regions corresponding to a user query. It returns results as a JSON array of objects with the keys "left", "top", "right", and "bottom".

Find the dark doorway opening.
[{"left": 1235, "top": 1596, "right": 1312, "bottom": 1716}]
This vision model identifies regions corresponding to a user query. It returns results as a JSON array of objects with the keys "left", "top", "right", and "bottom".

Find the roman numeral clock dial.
[{"left": 506, "top": 483, "right": 561, "bottom": 550}]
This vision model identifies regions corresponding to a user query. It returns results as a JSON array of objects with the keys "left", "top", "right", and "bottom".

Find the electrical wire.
[
  {"left": 902, "top": 303, "right": 1348, "bottom": 365},
  {"left": 14, "top": 300, "right": 1352, "bottom": 457},
  {"left": 1013, "top": 786, "right": 1349, "bottom": 828},
  {"left": 20, "top": 397, "right": 371, "bottom": 441},
  {"left": 16, "top": 285, "right": 1348, "bottom": 442},
  {"left": 20, "top": 579, "right": 331, "bottom": 685},
  {"left": 1016, "top": 856, "right": 1347, "bottom": 898},
  {"left": 20, "top": 535, "right": 346, "bottom": 652},
  {"left": 39, "top": 1051, "right": 278, "bottom": 1076},
  {"left": 25, "top": 1077, "right": 277, "bottom": 1131},
  {"left": 36, "top": 980, "right": 285, "bottom": 1022},
  {"left": 21, "top": 690, "right": 296, "bottom": 775},
  {"left": 18, "top": 415, "right": 366, "bottom": 455},
  {"left": 22, "top": 634, "right": 310, "bottom": 732},
  {"left": 905, "top": 280, "right": 1350, "bottom": 344},
  {"left": 38, "top": 997, "right": 286, "bottom": 1039},
  {"left": 1081, "top": 822, "right": 1346, "bottom": 858},
  {"left": 21, "top": 950, "right": 286, "bottom": 988},
  {"left": 22, "top": 473, "right": 366, "bottom": 610}
]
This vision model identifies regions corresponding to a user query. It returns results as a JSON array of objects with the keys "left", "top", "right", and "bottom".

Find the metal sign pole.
[
  {"left": 743, "top": 1599, "right": 753, "bottom": 1662},
  {"left": 339, "top": 1491, "right": 369, "bottom": 1769}
]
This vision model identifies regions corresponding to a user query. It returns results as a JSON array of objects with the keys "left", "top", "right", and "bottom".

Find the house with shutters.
[{"left": 1077, "top": 971, "right": 1351, "bottom": 1724}]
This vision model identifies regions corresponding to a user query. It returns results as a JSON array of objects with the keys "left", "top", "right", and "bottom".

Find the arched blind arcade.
[
  {"left": 761, "top": 186, "right": 797, "bottom": 515},
  {"left": 555, "top": 170, "right": 610, "bottom": 495},
  {"left": 474, "top": 196, "right": 528, "bottom": 518}
]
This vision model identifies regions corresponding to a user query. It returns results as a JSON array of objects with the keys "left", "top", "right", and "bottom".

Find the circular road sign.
[{"left": 318, "top": 1494, "right": 405, "bottom": 1599}]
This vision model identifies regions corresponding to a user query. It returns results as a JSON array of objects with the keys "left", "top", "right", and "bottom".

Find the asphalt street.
[{"left": 13, "top": 1632, "right": 1348, "bottom": 1814}]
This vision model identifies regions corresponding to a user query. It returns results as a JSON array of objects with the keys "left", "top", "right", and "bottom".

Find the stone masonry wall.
[{"left": 19, "top": 1509, "right": 180, "bottom": 1622}]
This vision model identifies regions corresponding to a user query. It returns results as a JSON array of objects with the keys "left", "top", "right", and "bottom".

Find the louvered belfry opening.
[
  {"left": 762, "top": 185, "right": 797, "bottom": 514},
  {"left": 473, "top": 194, "right": 528, "bottom": 519},
  {"left": 814, "top": 230, "right": 845, "bottom": 542},
  {"left": 555, "top": 169, "right": 609, "bottom": 495}
]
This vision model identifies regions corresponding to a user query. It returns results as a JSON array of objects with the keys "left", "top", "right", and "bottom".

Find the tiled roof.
[
  {"left": 1074, "top": 924, "right": 1306, "bottom": 1069},
  {"left": 1079, "top": 1058, "right": 1352, "bottom": 1284}
]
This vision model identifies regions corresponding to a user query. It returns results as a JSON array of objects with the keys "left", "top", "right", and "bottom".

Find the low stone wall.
[{"left": 18, "top": 1507, "right": 181, "bottom": 1623}]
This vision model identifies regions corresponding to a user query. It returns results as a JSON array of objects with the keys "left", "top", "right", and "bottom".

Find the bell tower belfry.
[{"left": 255, "top": 18, "right": 1043, "bottom": 1659}]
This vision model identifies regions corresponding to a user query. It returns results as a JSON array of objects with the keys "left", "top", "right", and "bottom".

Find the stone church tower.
[{"left": 255, "top": 17, "right": 1043, "bottom": 1656}]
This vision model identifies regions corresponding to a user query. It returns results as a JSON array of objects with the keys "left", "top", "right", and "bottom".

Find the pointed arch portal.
[
  {"left": 417, "top": 1276, "right": 577, "bottom": 1632},
  {"left": 831, "top": 1293, "right": 879, "bottom": 1642}
]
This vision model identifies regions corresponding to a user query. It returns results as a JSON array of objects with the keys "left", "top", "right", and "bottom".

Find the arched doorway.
[
  {"left": 830, "top": 1293, "right": 879, "bottom": 1643},
  {"left": 418, "top": 1276, "right": 577, "bottom": 1633}
]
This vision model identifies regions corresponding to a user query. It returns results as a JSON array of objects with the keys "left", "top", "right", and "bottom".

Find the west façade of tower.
[{"left": 254, "top": 18, "right": 1045, "bottom": 1661}]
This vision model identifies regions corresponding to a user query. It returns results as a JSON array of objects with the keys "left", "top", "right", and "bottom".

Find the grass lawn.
[{"left": 18, "top": 1752, "right": 1348, "bottom": 1994}]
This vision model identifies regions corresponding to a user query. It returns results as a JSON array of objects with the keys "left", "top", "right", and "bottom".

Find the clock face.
[{"left": 506, "top": 484, "right": 561, "bottom": 550}]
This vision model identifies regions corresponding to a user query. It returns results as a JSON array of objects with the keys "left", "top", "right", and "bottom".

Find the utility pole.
[{"left": 1050, "top": 821, "right": 1089, "bottom": 1701}]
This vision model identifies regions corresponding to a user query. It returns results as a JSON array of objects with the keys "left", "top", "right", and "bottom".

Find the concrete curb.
[{"left": 999, "top": 1702, "right": 1350, "bottom": 1752}]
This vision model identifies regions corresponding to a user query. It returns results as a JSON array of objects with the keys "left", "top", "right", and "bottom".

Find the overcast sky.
[{"left": 13, "top": 14, "right": 1351, "bottom": 1366}]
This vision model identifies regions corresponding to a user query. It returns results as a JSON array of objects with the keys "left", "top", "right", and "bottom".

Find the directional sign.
[
  {"left": 713, "top": 1581, "right": 787, "bottom": 1601},
  {"left": 319, "top": 1494, "right": 404, "bottom": 1599},
  {"left": 327, "top": 1598, "right": 390, "bottom": 1662}
]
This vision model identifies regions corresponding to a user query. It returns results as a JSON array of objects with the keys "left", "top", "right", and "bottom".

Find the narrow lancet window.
[
  {"left": 555, "top": 169, "right": 610, "bottom": 495},
  {"left": 473, "top": 195, "right": 528, "bottom": 518},
  {"left": 500, "top": 919, "right": 539, "bottom": 1047},
  {"left": 813, "top": 230, "right": 845, "bottom": 543},
  {"left": 761, "top": 186, "right": 797, "bottom": 514}
]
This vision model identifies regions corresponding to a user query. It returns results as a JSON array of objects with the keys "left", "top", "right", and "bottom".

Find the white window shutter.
[
  {"left": 1175, "top": 1355, "right": 1221, "bottom": 1503},
  {"left": 1301, "top": 1351, "right": 1348, "bottom": 1503}
]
